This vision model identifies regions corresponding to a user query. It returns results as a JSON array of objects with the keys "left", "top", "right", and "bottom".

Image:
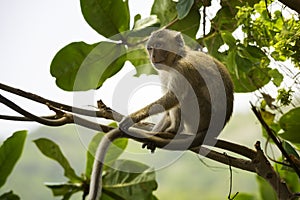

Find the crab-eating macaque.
[{"left": 88, "top": 29, "right": 234, "bottom": 200}]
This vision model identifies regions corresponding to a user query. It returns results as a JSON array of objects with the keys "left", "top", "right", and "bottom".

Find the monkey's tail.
[{"left": 88, "top": 128, "right": 123, "bottom": 200}]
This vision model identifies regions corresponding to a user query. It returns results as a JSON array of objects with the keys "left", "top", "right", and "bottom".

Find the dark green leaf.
[
  {"left": 232, "top": 67, "right": 271, "bottom": 93},
  {"left": 50, "top": 42, "right": 127, "bottom": 91},
  {"left": 282, "top": 141, "right": 299, "bottom": 159},
  {"left": 221, "top": 31, "right": 236, "bottom": 47},
  {"left": 169, "top": 6, "right": 200, "bottom": 39},
  {"left": 257, "top": 176, "right": 277, "bottom": 200},
  {"left": 279, "top": 108, "right": 300, "bottom": 143},
  {"left": 246, "top": 45, "right": 267, "bottom": 59},
  {"left": 102, "top": 160, "right": 158, "bottom": 200},
  {"left": 0, "top": 191, "right": 20, "bottom": 200},
  {"left": 80, "top": 0, "right": 130, "bottom": 38},
  {"left": 176, "top": 0, "right": 194, "bottom": 19},
  {"left": 85, "top": 133, "right": 128, "bottom": 179},
  {"left": 0, "top": 130, "right": 27, "bottom": 188},
  {"left": 45, "top": 182, "right": 81, "bottom": 199},
  {"left": 33, "top": 138, "right": 81, "bottom": 181},
  {"left": 225, "top": 50, "right": 238, "bottom": 74},
  {"left": 127, "top": 48, "right": 157, "bottom": 76},
  {"left": 151, "top": 0, "right": 177, "bottom": 26},
  {"left": 203, "top": 32, "right": 223, "bottom": 59},
  {"left": 235, "top": 54, "right": 253, "bottom": 73}
]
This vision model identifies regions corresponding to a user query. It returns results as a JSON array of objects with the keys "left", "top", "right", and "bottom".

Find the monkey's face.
[{"left": 146, "top": 30, "right": 185, "bottom": 69}]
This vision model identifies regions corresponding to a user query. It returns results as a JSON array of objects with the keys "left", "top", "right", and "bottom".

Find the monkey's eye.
[
  {"left": 147, "top": 47, "right": 153, "bottom": 51},
  {"left": 154, "top": 43, "right": 162, "bottom": 48}
]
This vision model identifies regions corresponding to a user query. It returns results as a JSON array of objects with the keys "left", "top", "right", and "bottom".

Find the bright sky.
[{"left": 0, "top": 0, "right": 255, "bottom": 139}]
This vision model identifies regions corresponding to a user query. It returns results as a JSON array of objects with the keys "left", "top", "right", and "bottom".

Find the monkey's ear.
[{"left": 175, "top": 33, "right": 184, "bottom": 47}]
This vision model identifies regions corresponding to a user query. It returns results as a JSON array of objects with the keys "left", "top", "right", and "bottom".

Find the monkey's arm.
[{"left": 119, "top": 91, "right": 178, "bottom": 132}]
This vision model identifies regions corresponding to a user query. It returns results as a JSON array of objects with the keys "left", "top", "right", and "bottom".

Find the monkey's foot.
[{"left": 142, "top": 143, "right": 156, "bottom": 153}]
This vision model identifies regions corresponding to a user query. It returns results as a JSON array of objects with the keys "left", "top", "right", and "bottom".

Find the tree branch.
[
  {"left": 278, "top": 0, "right": 300, "bottom": 14},
  {"left": 0, "top": 82, "right": 298, "bottom": 198},
  {"left": 253, "top": 141, "right": 294, "bottom": 200},
  {"left": 251, "top": 104, "right": 300, "bottom": 177}
]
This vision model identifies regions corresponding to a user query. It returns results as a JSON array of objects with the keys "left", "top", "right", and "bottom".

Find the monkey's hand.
[{"left": 119, "top": 116, "right": 135, "bottom": 133}]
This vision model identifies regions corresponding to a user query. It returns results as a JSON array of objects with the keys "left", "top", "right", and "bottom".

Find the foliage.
[
  {"left": 0, "top": 131, "right": 27, "bottom": 199},
  {"left": 1, "top": 0, "right": 300, "bottom": 199}
]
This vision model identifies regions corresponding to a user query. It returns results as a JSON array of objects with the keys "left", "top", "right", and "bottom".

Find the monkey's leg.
[{"left": 165, "top": 106, "right": 181, "bottom": 133}]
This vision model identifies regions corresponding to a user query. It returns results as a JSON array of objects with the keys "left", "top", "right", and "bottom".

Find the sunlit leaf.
[
  {"left": 34, "top": 138, "right": 81, "bottom": 181},
  {"left": 261, "top": 110, "right": 275, "bottom": 126},
  {"left": 234, "top": 193, "right": 257, "bottom": 200},
  {"left": 268, "top": 69, "right": 283, "bottom": 87},
  {"left": 80, "top": 0, "right": 130, "bottom": 38},
  {"left": 0, "top": 130, "right": 27, "bottom": 188}
]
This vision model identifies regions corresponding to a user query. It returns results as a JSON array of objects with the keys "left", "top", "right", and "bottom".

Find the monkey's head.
[{"left": 146, "top": 29, "right": 185, "bottom": 69}]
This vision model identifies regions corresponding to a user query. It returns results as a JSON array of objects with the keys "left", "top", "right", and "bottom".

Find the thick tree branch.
[
  {"left": 0, "top": 82, "right": 298, "bottom": 198},
  {"left": 0, "top": 83, "right": 123, "bottom": 121},
  {"left": 253, "top": 141, "right": 294, "bottom": 200},
  {"left": 278, "top": 0, "right": 300, "bottom": 14}
]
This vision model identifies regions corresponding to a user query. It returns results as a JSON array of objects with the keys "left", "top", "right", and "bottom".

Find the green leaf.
[
  {"left": 235, "top": 54, "right": 253, "bottom": 73},
  {"left": 268, "top": 69, "right": 283, "bottom": 87},
  {"left": 33, "top": 138, "right": 81, "bottom": 181},
  {"left": 176, "top": 0, "right": 194, "bottom": 20},
  {"left": 221, "top": 31, "right": 236, "bottom": 47},
  {"left": 85, "top": 133, "right": 128, "bottom": 179},
  {"left": 102, "top": 160, "right": 158, "bottom": 200},
  {"left": 50, "top": 42, "right": 127, "bottom": 91},
  {"left": 232, "top": 67, "right": 271, "bottom": 93},
  {"left": 245, "top": 45, "right": 267, "bottom": 59},
  {"left": 0, "top": 191, "right": 20, "bottom": 200},
  {"left": 169, "top": 6, "right": 200, "bottom": 39},
  {"left": 282, "top": 141, "right": 299, "bottom": 159},
  {"left": 0, "top": 130, "right": 27, "bottom": 188},
  {"left": 203, "top": 32, "right": 223, "bottom": 59},
  {"left": 151, "top": 0, "right": 177, "bottom": 26},
  {"left": 257, "top": 176, "right": 277, "bottom": 200},
  {"left": 279, "top": 108, "right": 300, "bottom": 143},
  {"left": 45, "top": 182, "right": 81, "bottom": 199},
  {"left": 80, "top": 0, "right": 130, "bottom": 38},
  {"left": 234, "top": 193, "right": 257, "bottom": 200},
  {"left": 133, "top": 15, "right": 160, "bottom": 31},
  {"left": 127, "top": 48, "right": 157, "bottom": 76}
]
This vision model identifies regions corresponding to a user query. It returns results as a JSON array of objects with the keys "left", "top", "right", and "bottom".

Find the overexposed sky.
[{"left": 0, "top": 0, "right": 254, "bottom": 138}]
